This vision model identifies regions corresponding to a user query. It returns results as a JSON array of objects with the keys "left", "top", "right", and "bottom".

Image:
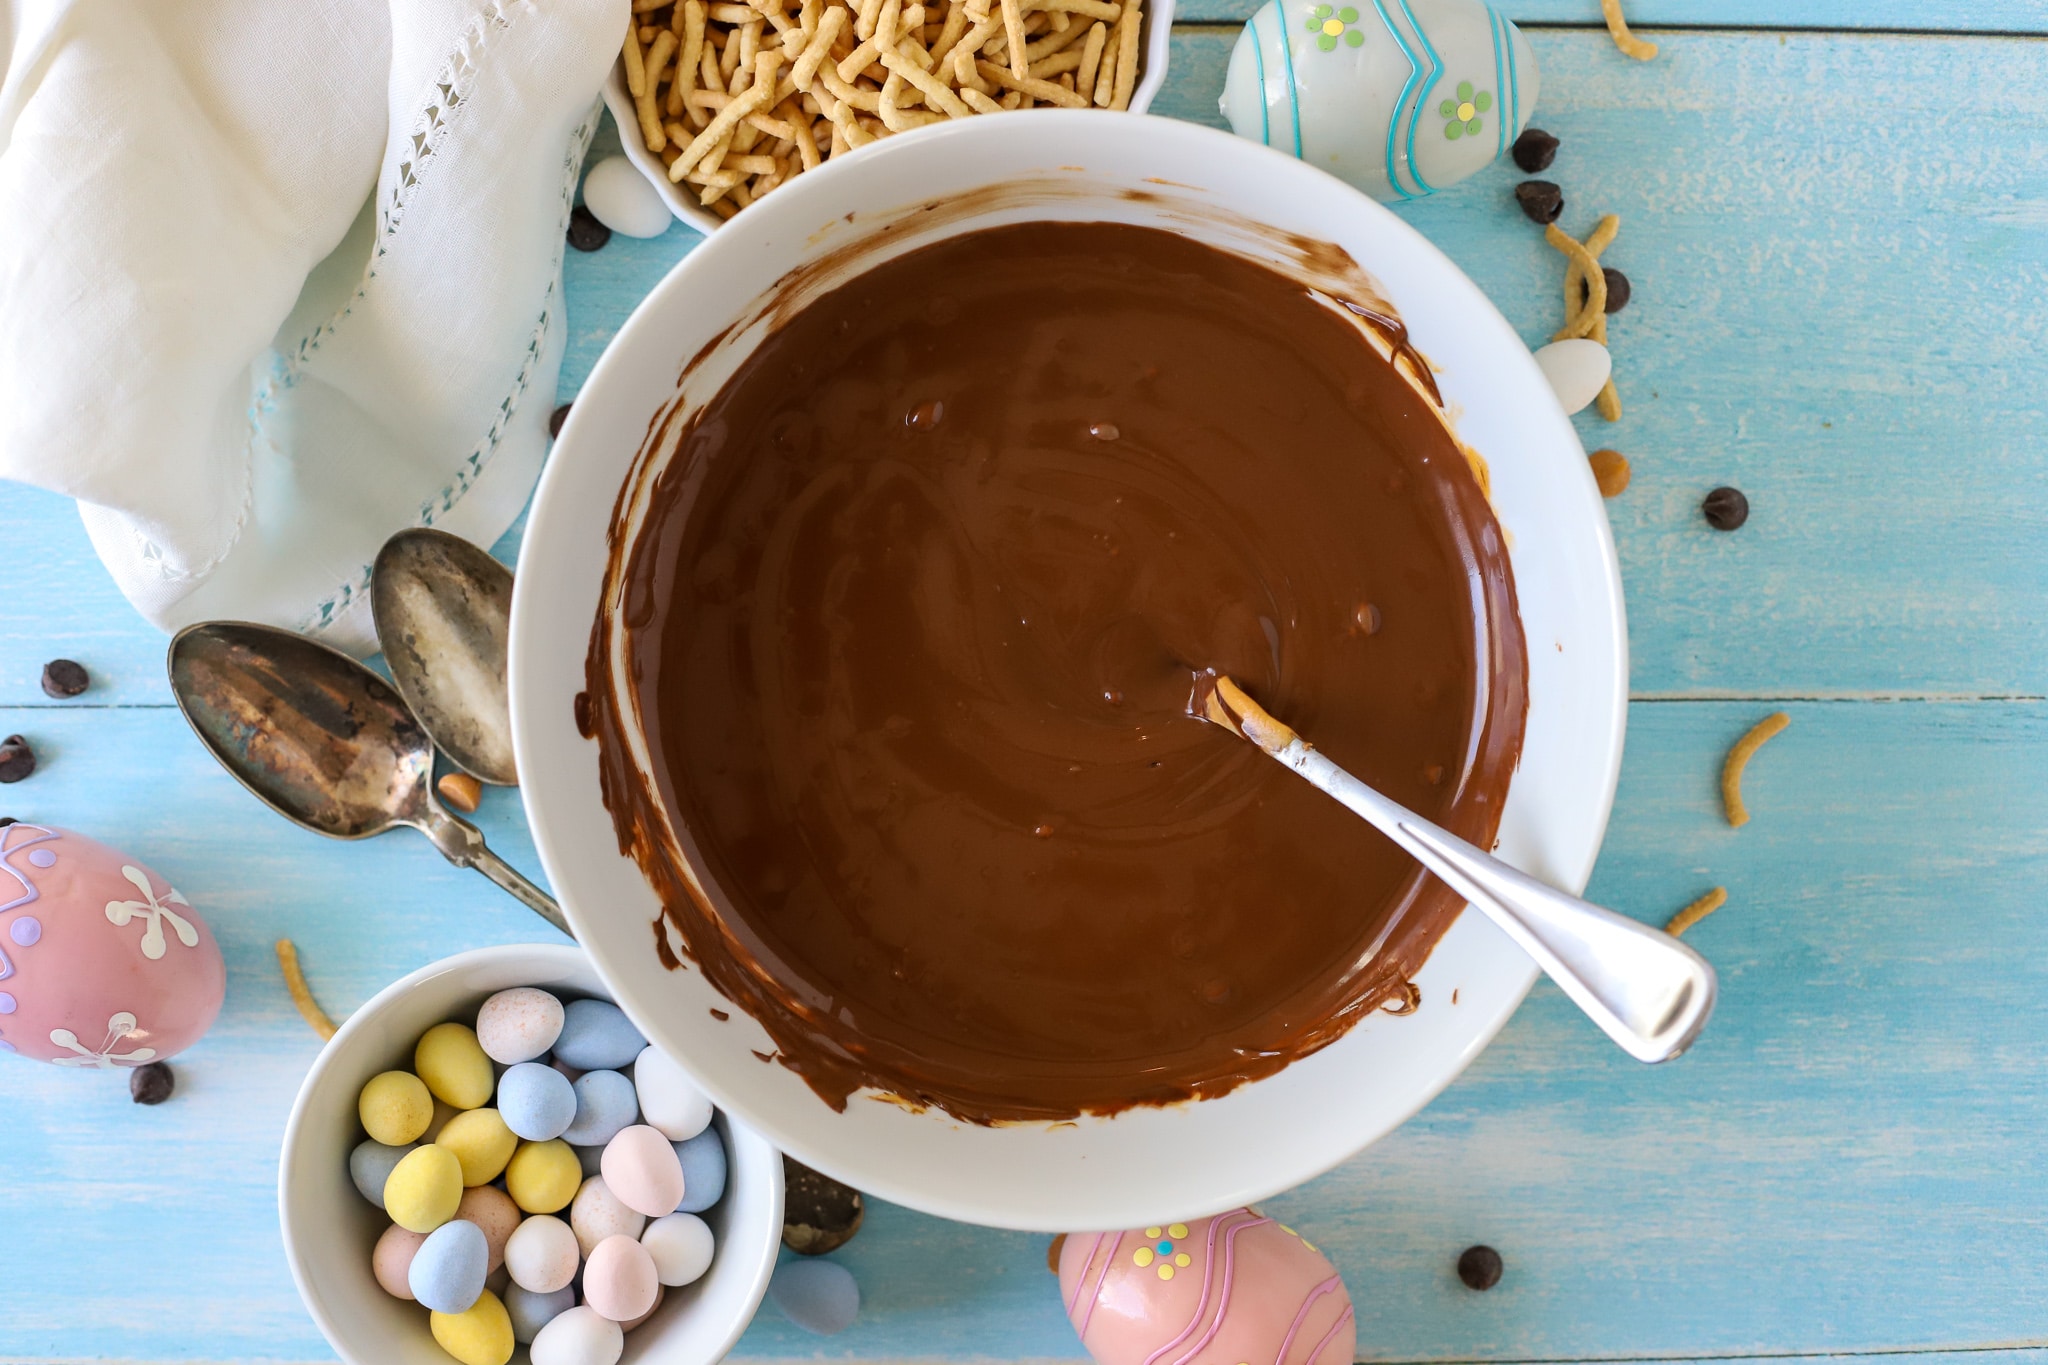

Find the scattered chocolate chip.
[
  {"left": 783, "top": 1157, "right": 865, "bottom": 1255},
  {"left": 1514, "top": 180, "right": 1563, "bottom": 225},
  {"left": 567, "top": 206, "right": 611, "bottom": 252},
  {"left": 1589, "top": 448, "right": 1632, "bottom": 498},
  {"left": 1511, "top": 127, "right": 1558, "bottom": 173},
  {"left": 0, "top": 736, "right": 35, "bottom": 784},
  {"left": 1601, "top": 267, "right": 1631, "bottom": 313},
  {"left": 1457, "top": 1244, "right": 1504, "bottom": 1290},
  {"left": 550, "top": 403, "right": 572, "bottom": 438},
  {"left": 1703, "top": 486, "right": 1750, "bottom": 531},
  {"left": 0, "top": 817, "right": 16, "bottom": 828},
  {"left": 130, "top": 1061, "right": 175, "bottom": 1105},
  {"left": 40, "top": 659, "right": 89, "bottom": 699}
]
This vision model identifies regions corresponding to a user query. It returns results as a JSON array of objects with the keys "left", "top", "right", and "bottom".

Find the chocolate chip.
[
  {"left": 40, "top": 659, "right": 89, "bottom": 699},
  {"left": 1582, "top": 266, "right": 1632, "bottom": 314},
  {"left": 1703, "top": 486, "right": 1750, "bottom": 531},
  {"left": 0, "top": 736, "right": 36, "bottom": 784},
  {"left": 783, "top": 1157, "right": 864, "bottom": 1255},
  {"left": 567, "top": 206, "right": 611, "bottom": 252},
  {"left": 550, "top": 403, "right": 572, "bottom": 438},
  {"left": 0, "top": 818, "right": 15, "bottom": 828},
  {"left": 130, "top": 1061, "right": 175, "bottom": 1105},
  {"left": 1511, "top": 127, "right": 1558, "bottom": 173},
  {"left": 1457, "top": 1244, "right": 1503, "bottom": 1290},
  {"left": 1514, "top": 180, "right": 1563, "bottom": 225}
]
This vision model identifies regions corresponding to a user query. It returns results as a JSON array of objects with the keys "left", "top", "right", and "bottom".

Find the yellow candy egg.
[
  {"left": 505, "top": 1139, "right": 581, "bottom": 1214},
  {"left": 415, "top": 1022, "right": 494, "bottom": 1110},
  {"left": 430, "top": 1287, "right": 514, "bottom": 1365},
  {"left": 438, "top": 1108, "right": 518, "bottom": 1187},
  {"left": 358, "top": 1071, "right": 433, "bottom": 1146},
  {"left": 383, "top": 1143, "right": 464, "bottom": 1233}
]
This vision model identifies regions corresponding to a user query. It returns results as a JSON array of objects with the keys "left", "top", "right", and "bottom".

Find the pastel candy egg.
[
  {"left": 372, "top": 1222, "right": 427, "bottom": 1299},
  {"left": 505, "top": 1213, "right": 581, "bottom": 1293},
  {"left": 1058, "top": 1211, "right": 1355, "bottom": 1365},
  {"left": 1533, "top": 338, "right": 1613, "bottom": 417},
  {"left": 457, "top": 1184, "right": 523, "bottom": 1274},
  {"left": 770, "top": 1258, "right": 860, "bottom": 1335},
  {"left": 476, "top": 987, "right": 565, "bottom": 1064},
  {"left": 672, "top": 1126, "right": 727, "bottom": 1213},
  {"left": 0, "top": 825, "right": 226, "bottom": 1067},
  {"left": 499, "top": 1060, "right": 577, "bottom": 1141},
  {"left": 601, "top": 1124, "right": 685, "bottom": 1217},
  {"left": 531, "top": 1303, "right": 626, "bottom": 1365},
  {"left": 506, "top": 1282, "right": 577, "bottom": 1344},
  {"left": 570, "top": 1175, "right": 647, "bottom": 1258},
  {"left": 506, "top": 1139, "right": 582, "bottom": 1214},
  {"left": 632, "top": 1044, "right": 713, "bottom": 1141},
  {"left": 642, "top": 1211, "right": 714, "bottom": 1287},
  {"left": 384, "top": 1143, "right": 464, "bottom": 1232},
  {"left": 581, "top": 154, "right": 673, "bottom": 241},
  {"left": 582, "top": 1234, "right": 660, "bottom": 1323},
  {"left": 439, "top": 1107, "right": 518, "bottom": 1186},
  {"left": 552, "top": 999, "right": 645, "bottom": 1071},
  {"left": 410, "top": 1217, "right": 489, "bottom": 1313},
  {"left": 349, "top": 1139, "right": 414, "bottom": 1209},
  {"left": 358, "top": 1071, "right": 433, "bottom": 1146},
  {"left": 416, "top": 1022, "right": 494, "bottom": 1109},
  {"left": 430, "top": 1287, "right": 515, "bottom": 1365},
  {"left": 562, "top": 1069, "right": 639, "bottom": 1147}
]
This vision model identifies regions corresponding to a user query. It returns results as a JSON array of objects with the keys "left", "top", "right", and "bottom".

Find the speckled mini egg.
[
  {"left": 477, "top": 986, "right": 565, "bottom": 1064},
  {"left": 499, "top": 1060, "right": 577, "bottom": 1141},
  {"left": 0, "top": 824, "right": 225, "bottom": 1067},
  {"left": 601, "top": 1125, "right": 685, "bottom": 1218},
  {"left": 531, "top": 1302, "right": 626, "bottom": 1365},
  {"left": 457, "top": 1184, "right": 523, "bottom": 1274},
  {"left": 562, "top": 1070, "right": 639, "bottom": 1147},
  {"left": 672, "top": 1126, "right": 727, "bottom": 1213},
  {"left": 373, "top": 1223, "right": 428, "bottom": 1300},
  {"left": 1058, "top": 1211, "right": 1355, "bottom": 1365},
  {"left": 553, "top": 999, "right": 645, "bottom": 1071},
  {"left": 505, "top": 1213, "right": 581, "bottom": 1294},
  {"left": 570, "top": 1175, "right": 647, "bottom": 1259},
  {"left": 410, "top": 1218, "right": 490, "bottom": 1314},
  {"left": 582, "top": 1233, "right": 660, "bottom": 1323}
]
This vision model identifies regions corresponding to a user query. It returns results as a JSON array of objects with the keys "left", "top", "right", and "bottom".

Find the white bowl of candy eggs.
[{"left": 279, "top": 944, "right": 782, "bottom": 1365}]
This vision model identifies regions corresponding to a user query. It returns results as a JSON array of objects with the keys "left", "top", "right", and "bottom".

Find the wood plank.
[{"left": 4, "top": 700, "right": 2047, "bottom": 1359}]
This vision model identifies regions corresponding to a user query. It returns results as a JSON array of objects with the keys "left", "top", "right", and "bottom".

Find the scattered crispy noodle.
[
  {"left": 1600, "top": 0, "right": 1657, "bottom": 61},
  {"left": 276, "top": 939, "right": 338, "bottom": 1041},
  {"left": 621, "top": 0, "right": 1147, "bottom": 216},
  {"left": 1721, "top": 712, "right": 1790, "bottom": 828},
  {"left": 1547, "top": 215, "right": 1624, "bottom": 420},
  {"left": 1665, "top": 887, "right": 1727, "bottom": 937}
]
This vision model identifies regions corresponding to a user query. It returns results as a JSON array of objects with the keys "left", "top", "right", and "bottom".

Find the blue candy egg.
[
  {"left": 770, "top": 1258, "right": 860, "bottom": 1335},
  {"left": 562, "top": 1069, "right": 639, "bottom": 1146},
  {"left": 673, "top": 1125, "right": 727, "bottom": 1213},
  {"left": 498, "top": 1061, "right": 577, "bottom": 1142},
  {"left": 348, "top": 1139, "right": 415, "bottom": 1209},
  {"left": 505, "top": 1282, "right": 577, "bottom": 1344},
  {"left": 553, "top": 999, "right": 646, "bottom": 1071},
  {"left": 407, "top": 1217, "right": 488, "bottom": 1314}
]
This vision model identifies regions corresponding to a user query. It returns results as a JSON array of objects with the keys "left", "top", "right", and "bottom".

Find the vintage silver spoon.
[
  {"left": 167, "top": 622, "right": 569, "bottom": 936},
  {"left": 371, "top": 527, "right": 518, "bottom": 786},
  {"left": 1197, "top": 673, "right": 1716, "bottom": 1062}
]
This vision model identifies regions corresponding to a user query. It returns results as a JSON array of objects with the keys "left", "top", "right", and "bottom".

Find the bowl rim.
[{"left": 276, "top": 942, "right": 784, "bottom": 1364}]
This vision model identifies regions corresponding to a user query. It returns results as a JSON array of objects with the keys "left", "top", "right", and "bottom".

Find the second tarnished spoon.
[
  {"left": 167, "top": 622, "right": 568, "bottom": 936},
  {"left": 371, "top": 527, "right": 518, "bottom": 786}
]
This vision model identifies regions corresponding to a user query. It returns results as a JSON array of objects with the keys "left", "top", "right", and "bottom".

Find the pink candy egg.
[
  {"left": 1058, "top": 1210, "right": 1356, "bottom": 1365},
  {"left": 583, "top": 1234, "right": 660, "bottom": 1323},
  {"left": 600, "top": 1124, "right": 685, "bottom": 1218},
  {"left": 0, "top": 824, "right": 225, "bottom": 1067},
  {"left": 457, "top": 1185, "right": 523, "bottom": 1275},
  {"left": 373, "top": 1224, "right": 428, "bottom": 1300}
]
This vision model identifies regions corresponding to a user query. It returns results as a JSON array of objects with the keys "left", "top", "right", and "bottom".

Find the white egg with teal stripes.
[{"left": 1220, "top": 0, "right": 1539, "bottom": 201}]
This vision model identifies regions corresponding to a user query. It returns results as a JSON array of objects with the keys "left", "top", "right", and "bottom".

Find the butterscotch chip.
[
  {"left": 1588, "top": 448, "right": 1630, "bottom": 497},
  {"left": 437, "top": 771, "right": 483, "bottom": 812}
]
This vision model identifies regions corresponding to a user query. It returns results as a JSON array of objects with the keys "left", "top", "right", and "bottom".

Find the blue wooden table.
[{"left": 5, "top": 6, "right": 2047, "bottom": 1362}]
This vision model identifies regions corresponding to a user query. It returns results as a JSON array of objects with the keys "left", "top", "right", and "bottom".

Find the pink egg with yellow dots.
[
  {"left": 0, "top": 822, "right": 226, "bottom": 1068},
  {"left": 1058, "top": 1210, "right": 1356, "bottom": 1365}
]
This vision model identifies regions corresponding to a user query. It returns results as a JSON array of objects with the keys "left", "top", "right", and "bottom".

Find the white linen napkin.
[{"left": 0, "top": 0, "right": 627, "bottom": 653}]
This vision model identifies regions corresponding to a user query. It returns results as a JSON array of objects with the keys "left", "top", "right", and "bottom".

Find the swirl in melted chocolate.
[{"left": 585, "top": 220, "right": 1526, "bottom": 1123}]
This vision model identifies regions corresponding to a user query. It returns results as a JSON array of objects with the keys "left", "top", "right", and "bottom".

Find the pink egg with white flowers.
[
  {"left": 1058, "top": 1210, "right": 1355, "bottom": 1365},
  {"left": 0, "top": 822, "right": 225, "bottom": 1067}
]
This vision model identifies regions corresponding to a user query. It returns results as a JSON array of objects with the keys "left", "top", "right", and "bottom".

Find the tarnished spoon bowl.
[{"left": 372, "top": 528, "right": 518, "bottom": 786}]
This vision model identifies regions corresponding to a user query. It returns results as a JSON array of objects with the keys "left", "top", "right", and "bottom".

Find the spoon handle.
[
  {"left": 1275, "top": 739, "right": 1716, "bottom": 1063},
  {"left": 419, "top": 803, "right": 572, "bottom": 938}
]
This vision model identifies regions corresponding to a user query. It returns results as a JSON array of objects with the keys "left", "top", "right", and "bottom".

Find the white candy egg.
[
  {"left": 642, "top": 1211, "right": 715, "bottom": 1288},
  {"left": 581, "top": 156, "right": 673, "bottom": 239},
  {"left": 1533, "top": 338, "right": 1612, "bottom": 416},
  {"left": 504, "top": 1214, "right": 581, "bottom": 1294},
  {"left": 530, "top": 1304, "right": 625, "bottom": 1365},
  {"left": 632, "top": 1044, "right": 714, "bottom": 1141}
]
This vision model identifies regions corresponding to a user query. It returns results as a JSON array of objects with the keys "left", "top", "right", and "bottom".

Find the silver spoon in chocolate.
[
  {"left": 371, "top": 527, "right": 519, "bottom": 787},
  {"left": 167, "top": 621, "right": 569, "bottom": 936},
  {"left": 1195, "top": 673, "right": 1716, "bottom": 1062}
]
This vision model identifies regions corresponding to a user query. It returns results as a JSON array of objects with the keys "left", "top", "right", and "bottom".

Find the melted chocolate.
[{"left": 586, "top": 221, "right": 1526, "bottom": 1122}]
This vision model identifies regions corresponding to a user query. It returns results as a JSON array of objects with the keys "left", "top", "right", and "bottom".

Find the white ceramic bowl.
[
  {"left": 602, "top": 0, "right": 1176, "bottom": 236},
  {"left": 512, "top": 112, "right": 1626, "bottom": 1231},
  {"left": 279, "top": 945, "right": 783, "bottom": 1364}
]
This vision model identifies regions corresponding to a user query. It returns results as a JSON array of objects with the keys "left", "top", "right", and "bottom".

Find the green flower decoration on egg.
[
  {"left": 1304, "top": 5, "right": 1364, "bottom": 52},
  {"left": 1439, "top": 80, "right": 1492, "bottom": 138}
]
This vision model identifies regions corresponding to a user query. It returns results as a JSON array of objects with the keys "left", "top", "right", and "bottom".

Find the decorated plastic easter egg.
[
  {"left": 507, "top": 1282, "right": 577, "bottom": 1344},
  {"left": 554, "top": 998, "right": 646, "bottom": 1071},
  {"left": 672, "top": 1126, "right": 727, "bottom": 1213},
  {"left": 373, "top": 1222, "right": 428, "bottom": 1300},
  {"left": 642, "top": 1211, "right": 714, "bottom": 1288},
  {"left": 770, "top": 1258, "right": 860, "bottom": 1335},
  {"left": 350, "top": 1139, "right": 416, "bottom": 1209},
  {"left": 1058, "top": 1210, "right": 1355, "bottom": 1365},
  {"left": 1220, "top": 0, "right": 1539, "bottom": 201},
  {"left": 562, "top": 1069, "right": 640, "bottom": 1147},
  {"left": 431, "top": 1287, "right": 515, "bottom": 1365},
  {"left": 583, "top": 1233, "right": 661, "bottom": 1323},
  {"left": 457, "top": 1184, "right": 523, "bottom": 1274},
  {"left": 602, "top": 1124, "right": 686, "bottom": 1218},
  {"left": 0, "top": 824, "right": 225, "bottom": 1066},
  {"left": 531, "top": 1303, "right": 626, "bottom": 1365},
  {"left": 506, "top": 1139, "right": 583, "bottom": 1214},
  {"left": 571, "top": 1174, "right": 648, "bottom": 1258},
  {"left": 632, "top": 1043, "right": 713, "bottom": 1141},
  {"left": 411, "top": 1218, "right": 490, "bottom": 1314},
  {"left": 477, "top": 986, "right": 565, "bottom": 1064},
  {"left": 505, "top": 1213, "right": 582, "bottom": 1293}
]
